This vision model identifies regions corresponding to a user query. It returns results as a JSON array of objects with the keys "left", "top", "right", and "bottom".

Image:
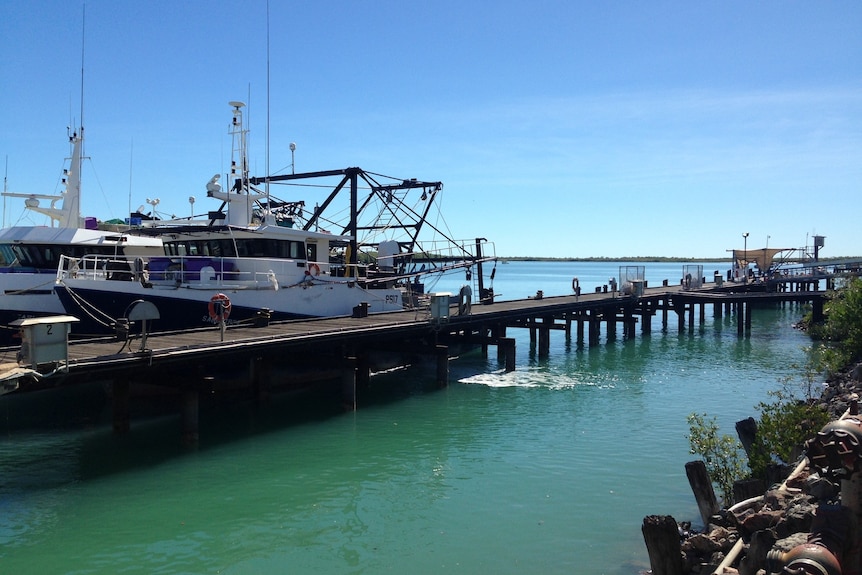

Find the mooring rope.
[{"left": 59, "top": 282, "right": 116, "bottom": 328}]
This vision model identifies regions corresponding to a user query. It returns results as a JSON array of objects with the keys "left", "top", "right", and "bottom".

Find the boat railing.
[
  {"left": 57, "top": 254, "right": 146, "bottom": 283},
  {"left": 147, "top": 255, "right": 313, "bottom": 287},
  {"left": 58, "top": 253, "right": 329, "bottom": 289}
]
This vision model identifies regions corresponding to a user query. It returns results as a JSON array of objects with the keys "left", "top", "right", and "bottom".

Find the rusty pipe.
[{"left": 765, "top": 542, "right": 842, "bottom": 575}]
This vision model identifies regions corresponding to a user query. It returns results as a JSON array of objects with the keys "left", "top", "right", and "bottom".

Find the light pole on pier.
[{"left": 742, "top": 232, "right": 749, "bottom": 284}]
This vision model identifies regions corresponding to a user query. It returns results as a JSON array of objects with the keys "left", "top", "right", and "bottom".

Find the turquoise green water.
[{"left": 0, "top": 261, "right": 815, "bottom": 574}]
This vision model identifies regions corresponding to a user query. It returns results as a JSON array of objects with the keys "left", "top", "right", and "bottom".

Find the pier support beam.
[
  {"left": 436, "top": 345, "right": 449, "bottom": 388},
  {"left": 538, "top": 317, "right": 551, "bottom": 357},
  {"left": 182, "top": 389, "right": 199, "bottom": 446},
  {"left": 606, "top": 313, "right": 616, "bottom": 341},
  {"left": 641, "top": 304, "right": 652, "bottom": 334},
  {"left": 589, "top": 315, "right": 600, "bottom": 345},
  {"left": 342, "top": 356, "right": 357, "bottom": 411},
  {"left": 497, "top": 337, "right": 516, "bottom": 372},
  {"left": 112, "top": 378, "right": 130, "bottom": 435},
  {"left": 249, "top": 356, "right": 269, "bottom": 403},
  {"left": 356, "top": 354, "right": 370, "bottom": 390},
  {"left": 812, "top": 298, "right": 824, "bottom": 323}
]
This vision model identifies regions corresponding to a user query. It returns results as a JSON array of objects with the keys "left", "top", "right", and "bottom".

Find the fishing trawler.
[
  {"left": 0, "top": 125, "right": 164, "bottom": 344},
  {"left": 53, "top": 102, "right": 496, "bottom": 335}
]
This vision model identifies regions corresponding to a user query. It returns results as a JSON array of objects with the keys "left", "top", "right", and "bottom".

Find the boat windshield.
[
  {"left": 1, "top": 243, "right": 131, "bottom": 270},
  {"left": 163, "top": 238, "right": 306, "bottom": 260}
]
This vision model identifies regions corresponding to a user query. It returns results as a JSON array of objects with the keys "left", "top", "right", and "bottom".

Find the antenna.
[
  {"left": 80, "top": 5, "right": 85, "bottom": 155},
  {"left": 3, "top": 155, "right": 7, "bottom": 228},
  {"left": 265, "top": 0, "right": 271, "bottom": 205},
  {"left": 128, "top": 139, "right": 133, "bottom": 218}
]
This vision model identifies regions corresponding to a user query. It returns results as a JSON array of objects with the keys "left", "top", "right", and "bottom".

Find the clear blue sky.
[{"left": 2, "top": 1, "right": 860, "bottom": 258}]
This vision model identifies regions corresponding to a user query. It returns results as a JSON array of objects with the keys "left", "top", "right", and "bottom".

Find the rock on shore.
[{"left": 671, "top": 361, "right": 862, "bottom": 575}]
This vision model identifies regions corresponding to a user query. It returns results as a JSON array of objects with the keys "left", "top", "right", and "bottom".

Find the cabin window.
[{"left": 291, "top": 241, "right": 304, "bottom": 259}]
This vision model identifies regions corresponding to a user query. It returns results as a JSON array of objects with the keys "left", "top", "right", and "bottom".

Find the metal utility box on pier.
[
  {"left": 11, "top": 316, "right": 79, "bottom": 367},
  {"left": 430, "top": 293, "right": 452, "bottom": 322}
]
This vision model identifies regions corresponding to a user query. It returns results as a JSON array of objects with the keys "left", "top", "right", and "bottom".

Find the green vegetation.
[
  {"left": 807, "top": 277, "right": 862, "bottom": 375},
  {"left": 687, "top": 413, "right": 747, "bottom": 504},
  {"left": 746, "top": 368, "right": 830, "bottom": 480},
  {"left": 688, "top": 278, "right": 861, "bottom": 506},
  {"left": 688, "top": 372, "right": 829, "bottom": 505}
]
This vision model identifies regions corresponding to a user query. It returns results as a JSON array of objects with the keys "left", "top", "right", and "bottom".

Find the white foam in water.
[{"left": 458, "top": 368, "right": 616, "bottom": 390}]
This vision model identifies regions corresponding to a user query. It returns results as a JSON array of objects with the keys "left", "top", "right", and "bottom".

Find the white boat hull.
[{"left": 55, "top": 275, "right": 406, "bottom": 334}]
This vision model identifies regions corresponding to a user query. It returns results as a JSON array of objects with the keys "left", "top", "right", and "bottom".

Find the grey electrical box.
[
  {"left": 430, "top": 293, "right": 451, "bottom": 321},
  {"left": 11, "top": 316, "right": 79, "bottom": 367}
]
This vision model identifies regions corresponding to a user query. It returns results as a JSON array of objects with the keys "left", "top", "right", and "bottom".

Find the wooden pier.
[{"left": 0, "top": 277, "right": 834, "bottom": 441}]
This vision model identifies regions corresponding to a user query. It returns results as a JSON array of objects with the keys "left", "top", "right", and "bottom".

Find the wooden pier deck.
[
  {"left": 0, "top": 278, "right": 833, "bottom": 440},
  {"left": 9, "top": 281, "right": 828, "bottom": 384}
]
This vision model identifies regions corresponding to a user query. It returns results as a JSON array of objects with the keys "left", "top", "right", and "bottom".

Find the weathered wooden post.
[
  {"left": 642, "top": 515, "right": 684, "bottom": 575},
  {"left": 182, "top": 388, "right": 199, "bottom": 447},
  {"left": 589, "top": 313, "right": 600, "bottom": 345},
  {"left": 436, "top": 345, "right": 449, "bottom": 387},
  {"left": 499, "top": 338, "right": 516, "bottom": 372},
  {"left": 356, "top": 353, "right": 370, "bottom": 390},
  {"left": 641, "top": 302, "right": 652, "bottom": 334},
  {"left": 342, "top": 356, "right": 357, "bottom": 410},
  {"left": 685, "top": 460, "right": 719, "bottom": 528},
  {"left": 623, "top": 306, "right": 634, "bottom": 339},
  {"left": 576, "top": 313, "right": 585, "bottom": 343},
  {"left": 812, "top": 297, "right": 824, "bottom": 323},
  {"left": 606, "top": 311, "right": 617, "bottom": 341},
  {"left": 249, "top": 356, "right": 269, "bottom": 404},
  {"left": 735, "top": 417, "right": 757, "bottom": 457},
  {"left": 112, "top": 378, "right": 130, "bottom": 434},
  {"left": 538, "top": 316, "right": 551, "bottom": 358},
  {"left": 744, "top": 301, "right": 752, "bottom": 334}
]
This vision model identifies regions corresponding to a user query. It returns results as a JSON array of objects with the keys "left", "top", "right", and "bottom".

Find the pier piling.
[
  {"left": 112, "top": 378, "right": 130, "bottom": 434},
  {"left": 435, "top": 345, "right": 449, "bottom": 388},
  {"left": 182, "top": 389, "right": 199, "bottom": 446},
  {"left": 500, "top": 337, "right": 516, "bottom": 372},
  {"left": 341, "top": 357, "right": 357, "bottom": 411},
  {"left": 641, "top": 515, "right": 684, "bottom": 575}
]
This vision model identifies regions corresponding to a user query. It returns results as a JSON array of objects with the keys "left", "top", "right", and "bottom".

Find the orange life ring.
[
  {"left": 307, "top": 263, "right": 321, "bottom": 276},
  {"left": 208, "top": 292, "right": 232, "bottom": 321}
]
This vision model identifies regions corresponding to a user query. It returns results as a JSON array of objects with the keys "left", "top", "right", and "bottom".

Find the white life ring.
[
  {"left": 307, "top": 263, "right": 321, "bottom": 276},
  {"left": 458, "top": 284, "right": 472, "bottom": 316}
]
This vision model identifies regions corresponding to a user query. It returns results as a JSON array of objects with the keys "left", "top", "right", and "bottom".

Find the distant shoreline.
[
  {"left": 500, "top": 257, "right": 731, "bottom": 263},
  {"left": 498, "top": 256, "right": 858, "bottom": 263}
]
